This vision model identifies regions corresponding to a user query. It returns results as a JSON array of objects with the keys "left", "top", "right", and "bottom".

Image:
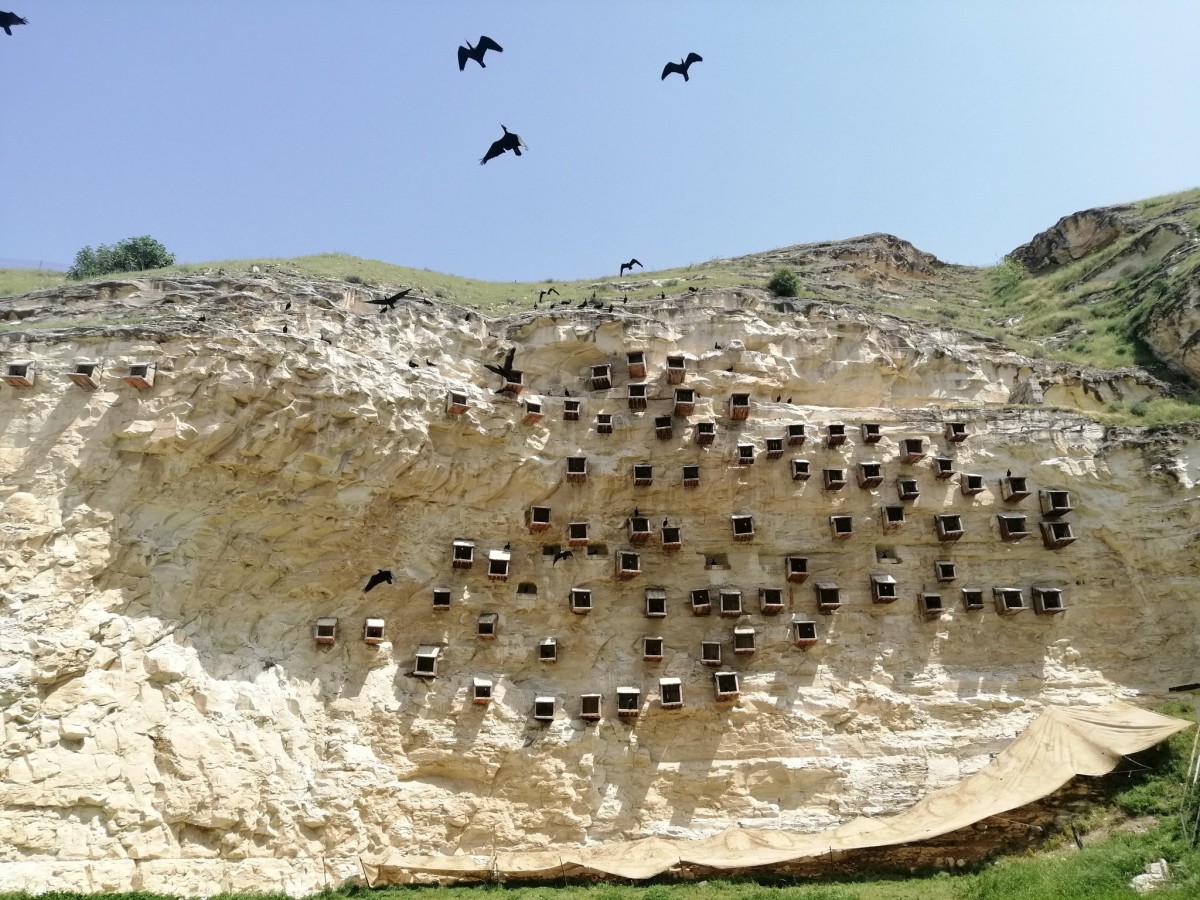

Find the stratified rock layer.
[{"left": 0, "top": 276, "right": 1197, "bottom": 894}]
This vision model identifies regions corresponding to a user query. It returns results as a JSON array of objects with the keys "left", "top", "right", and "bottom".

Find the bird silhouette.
[
  {"left": 662, "top": 52, "right": 703, "bottom": 81},
  {"left": 725, "top": 365, "right": 734, "bottom": 372},
  {"left": 480, "top": 124, "right": 527, "bottom": 165},
  {"left": 503, "top": 542, "right": 511, "bottom": 551},
  {"left": 284, "top": 300, "right": 291, "bottom": 311},
  {"left": 364, "top": 569, "right": 394, "bottom": 593},
  {"left": 408, "top": 359, "right": 419, "bottom": 368},
  {"left": 538, "top": 287, "right": 559, "bottom": 302},
  {"left": 458, "top": 35, "right": 503, "bottom": 70},
  {"left": 282, "top": 324, "right": 288, "bottom": 334},
  {"left": 0, "top": 11, "right": 27, "bottom": 36},
  {"left": 577, "top": 298, "right": 588, "bottom": 308},
  {"left": 633, "top": 507, "right": 640, "bottom": 517},
  {"left": 619, "top": 258, "right": 642, "bottom": 276},
  {"left": 786, "top": 397, "right": 792, "bottom": 404},
  {"left": 484, "top": 347, "right": 518, "bottom": 382},
  {"left": 367, "top": 288, "right": 411, "bottom": 313},
  {"left": 564, "top": 388, "right": 571, "bottom": 397},
  {"left": 552, "top": 549, "right": 573, "bottom": 565},
  {"left": 1007, "top": 469, "right": 1012, "bottom": 478},
  {"left": 662, "top": 518, "right": 669, "bottom": 528},
  {"left": 661, "top": 292, "right": 666, "bottom": 299},
  {"left": 623, "top": 294, "right": 628, "bottom": 303},
  {"left": 776, "top": 395, "right": 781, "bottom": 403},
  {"left": 714, "top": 342, "right": 722, "bottom": 349},
  {"left": 425, "top": 359, "right": 435, "bottom": 367}
]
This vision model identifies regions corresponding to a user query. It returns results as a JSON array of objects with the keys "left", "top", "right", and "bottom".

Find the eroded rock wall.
[{"left": 0, "top": 278, "right": 1197, "bottom": 893}]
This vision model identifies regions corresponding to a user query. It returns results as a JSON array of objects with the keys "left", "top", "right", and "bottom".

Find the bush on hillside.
[
  {"left": 768, "top": 266, "right": 800, "bottom": 297},
  {"left": 67, "top": 236, "right": 175, "bottom": 280}
]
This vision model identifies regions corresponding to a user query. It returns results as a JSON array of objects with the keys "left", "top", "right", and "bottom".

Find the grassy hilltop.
[{"left": 3, "top": 187, "right": 1199, "bottom": 423}]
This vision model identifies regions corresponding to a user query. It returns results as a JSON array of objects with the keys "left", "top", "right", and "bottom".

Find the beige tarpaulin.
[{"left": 363, "top": 702, "right": 1190, "bottom": 884}]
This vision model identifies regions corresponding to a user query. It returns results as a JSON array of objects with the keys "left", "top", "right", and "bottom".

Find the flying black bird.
[
  {"left": 480, "top": 124, "right": 527, "bottom": 165},
  {"left": 458, "top": 35, "right": 503, "bottom": 70},
  {"left": 0, "top": 11, "right": 27, "bottom": 36},
  {"left": 662, "top": 52, "right": 703, "bottom": 81},
  {"left": 620, "top": 258, "right": 642, "bottom": 276},
  {"left": 363, "top": 569, "right": 394, "bottom": 593},
  {"left": 552, "top": 549, "right": 573, "bottom": 565},
  {"left": 367, "top": 288, "right": 412, "bottom": 312},
  {"left": 484, "top": 346, "right": 518, "bottom": 380},
  {"left": 538, "top": 288, "right": 559, "bottom": 302}
]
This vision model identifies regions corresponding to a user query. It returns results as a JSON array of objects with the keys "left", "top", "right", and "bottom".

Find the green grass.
[{"left": 0, "top": 267, "right": 68, "bottom": 298}]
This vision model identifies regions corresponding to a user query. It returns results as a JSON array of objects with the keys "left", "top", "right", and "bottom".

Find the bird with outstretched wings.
[
  {"left": 662, "top": 52, "right": 703, "bottom": 81},
  {"left": 458, "top": 35, "right": 503, "bottom": 70},
  {"left": 619, "top": 258, "right": 642, "bottom": 276},
  {"left": 0, "top": 11, "right": 27, "bottom": 36},
  {"left": 484, "top": 346, "right": 518, "bottom": 381},
  {"left": 366, "top": 288, "right": 411, "bottom": 312},
  {"left": 363, "top": 569, "right": 394, "bottom": 593},
  {"left": 480, "top": 125, "right": 527, "bottom": 165}
]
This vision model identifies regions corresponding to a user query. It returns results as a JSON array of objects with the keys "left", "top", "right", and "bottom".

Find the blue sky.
[{"left": 1, "top": 1, "right": 1197, "bottom": 280}]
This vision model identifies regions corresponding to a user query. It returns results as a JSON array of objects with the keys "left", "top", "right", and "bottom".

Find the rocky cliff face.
[{"left": 0, "top": 273, "right": 1198, "bottom": 894}]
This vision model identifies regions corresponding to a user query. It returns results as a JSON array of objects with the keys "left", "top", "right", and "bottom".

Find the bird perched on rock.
[
  {"left": 408, "top": 359, "right": 419, "bottom": 368},
  {"left": 538, "top": 287, "right": 559, "bottom": 302},
  {"left": 363, "top": 569, "right": 394, "bottom": 593},
  {"left": 367, "top": 288, "right": 411, "bottom": 313},
  {"left": 0, "top": 11, "right": 27, "bottom": 36},
  {"left": 662, "top": 52, "right": 703, "bottom": 81},
  {"left": 458, "top": 35, "right": 503, "bottom": 70},
  {"left": 776, "top": 395, "right": 781, "bottom": 403},
  {"left": 552, "top": 549, "right": 573, "bottom": 565},
  {"left": 480, "top": 124, "right": 527, "bottom": 165},
  {"left": 620, "top": 258, "right": 642, "bottom": 276}
]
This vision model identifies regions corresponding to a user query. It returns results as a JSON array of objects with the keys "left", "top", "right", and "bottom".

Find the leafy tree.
[
  {"left": 67, "top": 235, "right": 175, "bottom": 280},
  {"left": 768, "top": 266, "right": 800, "bottom": 297}
]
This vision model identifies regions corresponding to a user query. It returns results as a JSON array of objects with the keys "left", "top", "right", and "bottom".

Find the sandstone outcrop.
[
  {"left": 1009, "top": 207, "right": 1142, "bottom": 274},
  {"left": 0, "top": 272, "right": 1197, "bottom": 895}
]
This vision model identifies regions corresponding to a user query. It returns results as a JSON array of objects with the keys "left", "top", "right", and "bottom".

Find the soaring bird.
[
  {"left": 480, "top": 124, "right": 527, "bottom": 165},
  {"left": 458, "top": 35, "right": 503, "bottom": 70},
  {"left": 620, "top": 258, "right": 642, "bottom": 276},
  {"left": 538, "top": 287, "right": 559, "bottom": 302},
  {"left": 552, "top": 549, "right": 573, "bottom": 565},
  {"left": 662, "top": 52, "right": 703, "bottom": 81},
  {"left": 484, "top": 346, "right": 518, "bottom": 380},
  {"left": 0, "top": 11, "right": 27, "bottom": 36},
  {"left": 364, "top": 569, "right": 394, "bottom": 593},
  {"left": 367, "top": 288, "right": 411, "bottom": 312}
]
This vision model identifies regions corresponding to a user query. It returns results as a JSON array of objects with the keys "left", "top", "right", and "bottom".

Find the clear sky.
[{"left": 1, "top": 1, "right": 1197, "bottom": 280}]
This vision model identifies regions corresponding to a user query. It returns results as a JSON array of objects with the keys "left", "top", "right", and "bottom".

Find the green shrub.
[
  {"left": 768, "top": 267, "right": 800, "bottom": 297},
  {"left": 67, "top": 235, "right": 175, "bottom": 280},
  {"left": 986, "top": 258, "right": 1028, "bottom": 302}
]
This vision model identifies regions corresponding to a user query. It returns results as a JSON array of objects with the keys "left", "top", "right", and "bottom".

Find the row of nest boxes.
[
  {"left": 319, "top": 620, "right": 791, "bottom": 663},
  {"left": 0, "top": 361, "right": 157, "bottom": 391},
  {"left": 522, "top": 673, "right": 749, "bottom": 717},
  {"left": 808, "top": 583, "right": 1066, "bottom": 616},
  {"left": 428, "top": 558, "right": 1064, "bottom": 613},
  {"left": 451, "top": 514, "right": 1077, "bottom": 577},
  {"left": 453, "top": 389, "right": 973, "bottom": 446}
]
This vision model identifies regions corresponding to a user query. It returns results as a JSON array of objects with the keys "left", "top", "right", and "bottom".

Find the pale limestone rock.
[{"left": 0, "top": 274, "right": 1195, "bottom": 894}]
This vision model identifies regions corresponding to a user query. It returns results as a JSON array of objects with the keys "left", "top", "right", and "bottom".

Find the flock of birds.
[
  {"left": 462, "top": 34, "right": 701, "bottom": 168},
  {"left": 460, "top": 34, "right": 698, "bottom": 280}
]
